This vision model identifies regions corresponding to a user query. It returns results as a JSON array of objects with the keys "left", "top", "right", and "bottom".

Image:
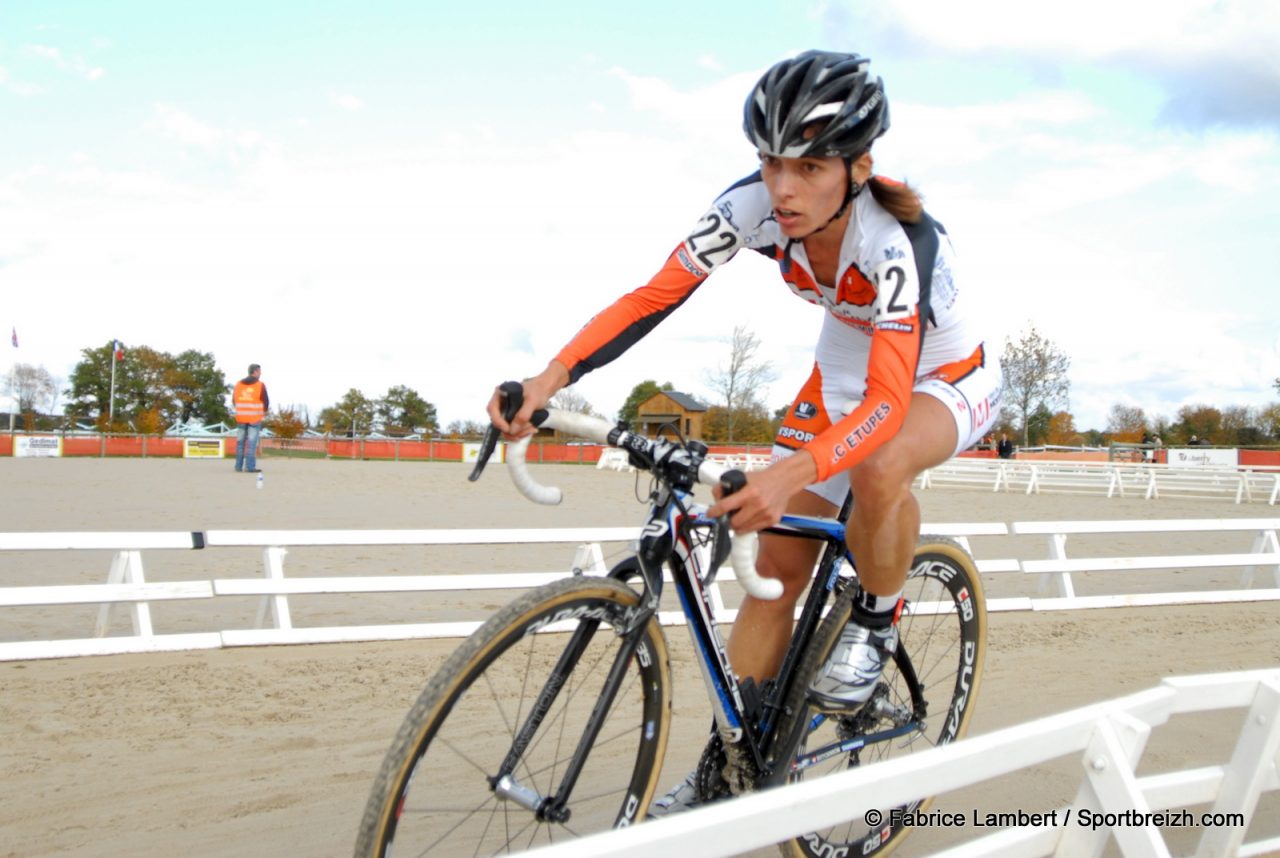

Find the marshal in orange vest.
[{"left": 233, "top": 380, "right": 266, "bottom": 423}]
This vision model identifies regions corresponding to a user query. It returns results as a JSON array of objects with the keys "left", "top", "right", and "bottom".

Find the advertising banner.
[
  {"left": 1167, "top": 447, "right": 1238, "bottom": 469},
  {"left": 14, "top": 436, "right": 63, "bottom": 457},
  {"left": 462, "top": 442, "right": 505, "bottom": 464},
  {"left": 183, "top": 438, "right": 225, "bottom": 459}
]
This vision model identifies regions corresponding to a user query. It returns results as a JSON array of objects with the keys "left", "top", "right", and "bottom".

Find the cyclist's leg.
[
  {"left": 771, "top": 534, "right": 988, "bottom": 858},
  {"left": 813, "top": 353, "right": 1001, "bottom": 709},
  {"left": 846, "top": 347, "right": 1003, "bottom": 597},
  {"left": 843, "top": 392, "right": 958, "bottom": 597},
  {"left": 725, "top": 488, "right": 837, "bottom": 683},
  {"left": 725, "top": 357, "right": 845, "bottom": 684}
]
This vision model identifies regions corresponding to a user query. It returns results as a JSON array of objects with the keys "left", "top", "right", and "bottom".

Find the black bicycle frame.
[{"left": 490, "top": 486, "right": 928, "bottom": 817}]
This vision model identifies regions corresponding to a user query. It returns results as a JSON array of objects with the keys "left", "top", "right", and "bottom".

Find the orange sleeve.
[
  {"left": 554, "top": 244, "right": 707, "bottom": 384},
  {"left": 804, "top": 313, "right": 922, "bottom": 481}
]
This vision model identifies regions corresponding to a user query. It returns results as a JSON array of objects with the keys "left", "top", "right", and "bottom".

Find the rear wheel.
[
  {"left": 770, "top": 536, "right": 986, "bottom": 858},
  {"left": 355, "top": 576, "right": 672, "bottom": 856}
]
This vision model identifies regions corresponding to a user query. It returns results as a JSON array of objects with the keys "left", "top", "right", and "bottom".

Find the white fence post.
[
  {"left": 95, "top": 550, "right": 153, "bottom": 638},
  {"left": 1242, "top": 528, "right": 1280, "bottom": 588},
  {"left": 255, "top": 547, "right": 292, "bottom": 630},
  {"left": 1057, "top": 711, "right": 1161, "bottom": 857},
  {"left": 1041, "top": 532, "right": 1075, "bottom": 599},
  {"left": 1195, "top": 677, "right": 1280, "bottom": 858},
  {"left": 570, "top": 543, "right": 607, "bottom": 575}
]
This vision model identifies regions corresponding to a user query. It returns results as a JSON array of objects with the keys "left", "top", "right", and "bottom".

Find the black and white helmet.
[{"left": 743, "top": 51, "right": 889, "bottom": 159}]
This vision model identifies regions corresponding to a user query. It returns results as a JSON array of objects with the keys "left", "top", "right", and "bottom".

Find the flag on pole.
[
  {"left": 114, "top": 340, "right": 124, "bottom": 361},
  {"left": 10, "top": 327, "right": 16, "bottom": 348}
]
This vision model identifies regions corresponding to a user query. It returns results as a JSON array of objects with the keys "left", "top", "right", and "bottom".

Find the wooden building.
[{"left": 634, "top": 391, "right": 708, "bottom": 439}]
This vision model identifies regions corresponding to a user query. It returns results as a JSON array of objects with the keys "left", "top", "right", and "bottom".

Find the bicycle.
[{"left": 356, "top": 384, "right": 986, "bottom": 857}]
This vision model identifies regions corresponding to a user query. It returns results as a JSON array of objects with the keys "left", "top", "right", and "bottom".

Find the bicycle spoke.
[{"left": 357, "top": 578, "right": 669, "bottom": 856}]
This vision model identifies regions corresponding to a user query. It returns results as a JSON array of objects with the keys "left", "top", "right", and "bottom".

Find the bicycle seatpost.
[{"left": 468, "top": 381, "right": 524, "bottom": 482}]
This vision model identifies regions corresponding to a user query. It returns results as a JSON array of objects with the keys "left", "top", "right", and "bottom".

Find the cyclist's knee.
[
  {"left": 754, "top": 540, "right": 818, "bottom": 605},
  {"left": 849, "top": 453, "right": 915, "bottom": 507}
]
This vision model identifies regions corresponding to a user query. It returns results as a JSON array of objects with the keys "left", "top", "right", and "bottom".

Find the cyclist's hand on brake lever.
[
  {"left": 707, "top": 451, "right": 818, "bottom": 534},
  {"left": 485, "top": 364, "right": 570, "bottom": 439}
]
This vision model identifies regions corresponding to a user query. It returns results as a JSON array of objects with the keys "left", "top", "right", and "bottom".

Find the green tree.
[
  {"left": 318, "top": 389, "right": 375, "bottom": 435},
  {"left": 1001, "top": 325, "right": 1071, "bottom": 446},
  {"left": 376, "top": 385, "right": 438, "bottom": 436},
  {"left": 1026, "top": 402, "right": 1053, "bottom": 446},
  {"left": 618, "top": 380, "right": 674, "bottom": 426},
  {"left": 171, "top": 350, "right": 231, "bottom": 426},
  {"left": 66, "top": 342, "right": 228, "bottom": 431},
  {"left": 66, "top": 342, "right": 131, "bottom": 428},
  {"left": 702, "top": 402, "right": 775, "bottom": 444}
]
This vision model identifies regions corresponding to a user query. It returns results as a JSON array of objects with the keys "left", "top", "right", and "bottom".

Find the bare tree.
[
  {"left": 1000, "top": 325, "right": 1070, "bottom": 446},
  {"left": 550, "top": 388, "right": 600, "bottom": 417},
  {"left": 704, "top": 324, "right": 776, "bottom": 442},
  {"left": 3, "top": 363, "right": 57, "bottom": 414}
]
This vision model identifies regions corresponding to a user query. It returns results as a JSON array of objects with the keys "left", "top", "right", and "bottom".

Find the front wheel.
[
  {"left": 355, "top": 576, "right": 672, "bottom": 857},
  {"left": 770, "top": 536, "right": 987, "bottom": 858}
]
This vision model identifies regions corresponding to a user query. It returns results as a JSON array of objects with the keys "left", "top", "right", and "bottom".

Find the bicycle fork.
[{"left": 490, "top": 613, "right": 649, "bottom": 824}]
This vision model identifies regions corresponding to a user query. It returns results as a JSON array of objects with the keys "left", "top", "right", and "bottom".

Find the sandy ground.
[{"left": 1, "top": 456, "right": 1278, "bottom": 857}]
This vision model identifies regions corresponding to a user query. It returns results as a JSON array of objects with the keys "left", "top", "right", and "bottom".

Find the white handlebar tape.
[
  {"left": 504, "top": 409, "right": 782, "bottom": 600},
  {"left": 506, "top": 435, "right": 563, "bottom": 505}
]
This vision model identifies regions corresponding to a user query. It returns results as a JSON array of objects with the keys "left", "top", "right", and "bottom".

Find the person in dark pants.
[
  {"left": 997, "top": 433, "right": 1014, "bottom": 459},
  {"left": 232, "top": 363, "right": 269, "bottom": 473}
]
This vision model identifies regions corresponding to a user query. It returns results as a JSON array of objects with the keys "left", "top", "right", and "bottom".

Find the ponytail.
[{"left": 867, "top": 175, "right": 923, "bottom": 224}]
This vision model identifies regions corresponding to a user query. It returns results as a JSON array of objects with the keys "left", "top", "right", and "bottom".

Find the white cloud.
[
  {"left": 146, "top": 104, "right": 225, "bottom": 148},
  {"left": 330, "top": 91, "right": 364, "bottom": 111},
  {"left": 832, "top": 0, "right": 1280, "bottom": 128},
  {"left": 0, "top": 64, "right": 44, "bottom": 97},
  {"left": 6, "top": 40, "right": 1278, "bottom": 434},
  {"left": 24, "top": 43, "right": 104, "bottom": 82}
]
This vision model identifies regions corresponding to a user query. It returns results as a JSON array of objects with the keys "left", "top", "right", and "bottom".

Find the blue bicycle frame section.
[{"left": 637, "top": 501, "right": 857, "bottom": 772}]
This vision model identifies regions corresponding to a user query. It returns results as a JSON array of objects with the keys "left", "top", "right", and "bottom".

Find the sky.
[{"left": 3, "top": 0, "right": 1279, "bottom": 433}]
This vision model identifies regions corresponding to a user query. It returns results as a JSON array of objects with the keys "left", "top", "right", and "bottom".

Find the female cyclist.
[{"left": 487, "top": 49, "right": 1002, "bottom": 813}]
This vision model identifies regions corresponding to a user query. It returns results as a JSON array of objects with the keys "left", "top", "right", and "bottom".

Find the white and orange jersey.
[{"left": 554, "top": 171, "right": 991, "bottom": 481}]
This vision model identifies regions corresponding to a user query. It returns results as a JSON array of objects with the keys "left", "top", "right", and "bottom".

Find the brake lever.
[{"left": 467, "top": 380, "right": 524, "bottom": 482}]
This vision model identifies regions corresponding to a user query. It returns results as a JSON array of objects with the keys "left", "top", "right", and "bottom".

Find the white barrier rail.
[
  {"left": 1012, "top": 518, "right": 1280, "bottom": 601},
  {"left": 514, "top": 669, "right": 1280, "bottom": 858},
  {"left": 918, "top": 459, "right": 1280, "bottom": 505},
  {"left": 0, "top": 523, "right": 1007, "bottom": 660},
  {"left": 3, "top": 519, "right": 1280, "bottom": 661}
]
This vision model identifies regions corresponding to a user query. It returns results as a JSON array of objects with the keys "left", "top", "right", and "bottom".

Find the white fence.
[
  {"left": 0, "top": 523, "right": 1006, "bottom": 661},
  {"left": 917, "top": 459, "right": 1280, "bottom": 505},
  {"left": 514, "top": 669, "right": 1280, "bottom": 858},
  {"left": 2, "top": 518, "right": 1280, "bottom": 661}
]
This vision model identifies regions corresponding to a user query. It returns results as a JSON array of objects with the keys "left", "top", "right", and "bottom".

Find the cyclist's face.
[{"left": 759, "top": 153, "right": 850, "bottom": 238}]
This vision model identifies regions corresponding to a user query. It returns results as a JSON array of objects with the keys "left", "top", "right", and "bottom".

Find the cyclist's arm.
[
  {"left": 552, "top": 247, "right": 710, "bottom": 384},
  {"left": 805, "top": 259, "right": 926, "bottom": 482},
  {"left": 554, "top": 179, "right": 760, "bottom": 385}
]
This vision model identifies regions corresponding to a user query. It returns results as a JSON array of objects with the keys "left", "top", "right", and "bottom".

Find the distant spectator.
[
  {"left": 996, "top": 433, "right": 1014, "bottom": 459},
  {"left": 232, "top": 363, "right": 269, "bottom": 473}
]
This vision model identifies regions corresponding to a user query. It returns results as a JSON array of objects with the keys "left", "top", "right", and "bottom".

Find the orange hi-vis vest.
[{"left": 234, "top": 380, "right": 266, "bottom": 423}]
